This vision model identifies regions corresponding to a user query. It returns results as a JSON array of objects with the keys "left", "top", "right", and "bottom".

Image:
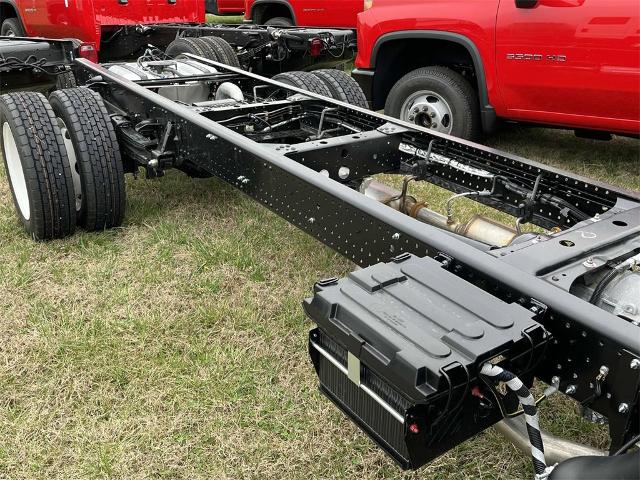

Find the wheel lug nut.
[
  {"left": 430, "top": 112, "right": 436, "bottom": 118},
  {"left": 422, "top": 106, "right": 428, "bottom": 112},
  {"left": 408, "top": 115, "right": 415, "bottom": 121},
  {"left": 431, "top": 124, "right": 438, "bottom": 129}
]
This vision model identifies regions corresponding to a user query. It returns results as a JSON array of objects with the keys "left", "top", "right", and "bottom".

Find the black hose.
[
  {"left": 481, "top": 363, "right": 547, "bottom": 476},
  {"left": 614, "top": 433, "right": 640, "bottom": 456},
  {"left": 589, "top": 268, "right": 621, "bottom": 305}
]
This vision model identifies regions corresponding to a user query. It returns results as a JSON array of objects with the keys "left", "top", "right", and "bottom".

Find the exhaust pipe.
[
  {"left": 360, "top": 178, "right": 518, "bottom": 247},
  {"left": 495, "top": 417, "right": 605, "bottom": 464}
]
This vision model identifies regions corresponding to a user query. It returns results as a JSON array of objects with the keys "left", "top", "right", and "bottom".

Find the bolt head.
[
  {"left": 308, "top": 217, "right": 315, "bottom": 224},
  {"left": 392, "top": 233, "right": 400, "bottom": 240},
  {"left": 618, "top": 403, "right": 629, "bottom": 414},
  {"left": 551, "top": 376, "right": 560, "bottom": 385},
  {"left": 565, "top": 385, "right": 577, "bottom": 395},
  {"left": 631, "top": 359, "right": 640, "bottom": 370}
]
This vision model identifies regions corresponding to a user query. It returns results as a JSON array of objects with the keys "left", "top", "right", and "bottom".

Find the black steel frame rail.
[{"left": 76, "top": 57, "right": 640, "bottom": 450}]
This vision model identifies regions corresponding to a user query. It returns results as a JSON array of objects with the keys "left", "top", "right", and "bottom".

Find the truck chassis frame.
[
  {"left": 134, "top": 23, "right": 355, "bottom": 75},
  {"left": 2, "top": 53, "right": 638, "bottom": 474},
  {"left": 75, "top": 55, "right": 639, "bottom": 453}
]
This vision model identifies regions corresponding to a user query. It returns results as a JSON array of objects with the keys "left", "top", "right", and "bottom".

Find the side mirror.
[{"left": 515, "top": 0, "right": 538, "bottom": 7}]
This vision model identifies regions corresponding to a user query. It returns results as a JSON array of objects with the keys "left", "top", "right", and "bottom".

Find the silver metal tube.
[
  {"left": 360, "top": 179, "right": 517, "bottom": 247},
  {"left": 317, "top": 107, "right": 338, "bottom": 137},
  {"left": 215, "top": 82, "right": 245, "bottom": 102},
  {"left": 494, "top": 417, "right": 605, "bottom": 464}
]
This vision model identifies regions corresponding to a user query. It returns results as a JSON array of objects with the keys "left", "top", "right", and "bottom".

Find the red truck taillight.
[
  {"left": 309, "top": 37, "right": 323, "bottom": 57},
  {"left": 78, "top": 43, "right": 98, "bottom": 63}
]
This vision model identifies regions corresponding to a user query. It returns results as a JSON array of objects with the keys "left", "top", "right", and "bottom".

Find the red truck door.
[
  {"left": 146, "top": 0, "right": 204, "bottom": 23},
  {"left": 294, "top": 0, "right": 360, "bottom": 28},
  {"left": 495, "top": 0, "right": 640, "bottom": 134},
  {"left": 26, "top": 0, "right": 204, "bottom": 39},
  {"left": 26, "top": 0, "right": 97, "bottom": 39}
]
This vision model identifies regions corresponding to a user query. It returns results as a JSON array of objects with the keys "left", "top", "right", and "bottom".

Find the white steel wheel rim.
[
  {"left": 57, "top": 118, "right": 82, "bottom": 213},
  {"left": 400, "top": 90, "right": 454, "bottom": 134},
  {"left": 3, "top": 122, "right": 30, "bottom": 220}
]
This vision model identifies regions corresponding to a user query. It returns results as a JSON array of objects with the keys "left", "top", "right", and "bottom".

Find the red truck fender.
[
  {"left": 0, "top": 0, "right": 27, "bottom": 35},
  {"left": 360, "top": 30, "right": 497, "bottom": 133},
  {"left": 248, "top": 0, "right": 296, "bottom": 25}
]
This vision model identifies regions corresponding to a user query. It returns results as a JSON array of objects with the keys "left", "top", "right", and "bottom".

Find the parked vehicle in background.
[
  {"left": 244, "top": 0, "right": 362, "bottom": 27},
  {"left": 206, "top": 0, "right": 245, "bottom": 16},
  {"left": 0, "top": 37, "right": 76, "bottom": 91},
  {"left": 0, "top": 0, "right": 206, "bottom": 61},
  {"left": 353, "top": 0, "right": 640, "bottom": 141}
]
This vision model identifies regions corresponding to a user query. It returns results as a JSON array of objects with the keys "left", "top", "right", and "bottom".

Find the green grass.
[
  {"left": 0, "top": 126, "right": 637, "bottom": 479},
  {"left": 206, "top": 14, "right": 245, "bottom": 24},
  {"left": 0, "top": 78, "right": 639, "bottom": 479}
]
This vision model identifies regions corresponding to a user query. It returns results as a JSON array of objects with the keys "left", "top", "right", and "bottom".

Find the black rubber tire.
[
  {"left": 385, "top": 66, "right": 481, "bottom": 141},
  {"left": 264, "top": 17, "right": 293, "bottom": 27},
  {"left": 165, "top": 37, "right": 209, "bottom": 59},
  {"left": 55, "top": 70, "right": 77, "bottom": 90},
  {"left": 200, "top": 36, "right": 241, "bottom": 68},
  {"left": 272, "top": 71, "right": 331, "bottom": 97},
  {"left": 191, "top": 37, "right": 222, "bottom": 61},
  {"left": 311, "top": 69, "right": 369, "bottom": 108},
  {"left": 0, "top": 92, "right": 76, "bottom": 240},
  {"left": 1, "top": 18, "right": 25, "bottom": 37},
  {"left": 49, "top": 88, "right": 126, "bottom": 231}
]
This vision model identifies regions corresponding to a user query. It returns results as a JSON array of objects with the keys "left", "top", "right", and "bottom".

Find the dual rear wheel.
[
  {"left": 272, "top": 69, "right": 369, "bottom": 109},
  {"left": 165, "top": 36, "right": 241, "bottom": 69},
  {"left": 0, "top": 88, "right": 125, "bottom": 240}
]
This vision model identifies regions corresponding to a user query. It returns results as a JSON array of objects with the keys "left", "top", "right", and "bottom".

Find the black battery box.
[{"left": 304, "top": 253, "right": 548, "bottom": 470}]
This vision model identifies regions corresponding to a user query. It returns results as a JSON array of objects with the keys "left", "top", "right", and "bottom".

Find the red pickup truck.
[
  {"left": 353, "top": 0, "right": 640, "bottom": 140},
  {"left": 0, "top": 0, "right": 206, "bottom": 61},
  {"left": 244, "top": 0, "right": 361, "bottom": 27}
]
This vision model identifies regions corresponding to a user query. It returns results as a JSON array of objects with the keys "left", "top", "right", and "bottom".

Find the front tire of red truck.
[
  {"left": 385, "top": 66, "right": 481, "bottom": 141},
  {"left": 264, "top": 17, "right": 293, "bottom": 27},
  {"left": 0, "top": 18, "right": 25, "bottom": 37}
]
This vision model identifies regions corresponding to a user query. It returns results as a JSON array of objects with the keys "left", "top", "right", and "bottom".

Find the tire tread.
[
  {"left": 272, "top": 71, "right": 332, "bottom": 97},
  {"left": 0, "top": 92, "right": 76, "bottom": 239},
  {"left": 49, "top": 87, "right": 125, "bottom": 231},
  {"left": 312, "top": 69, "right": 369, "bottom": 108}
]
